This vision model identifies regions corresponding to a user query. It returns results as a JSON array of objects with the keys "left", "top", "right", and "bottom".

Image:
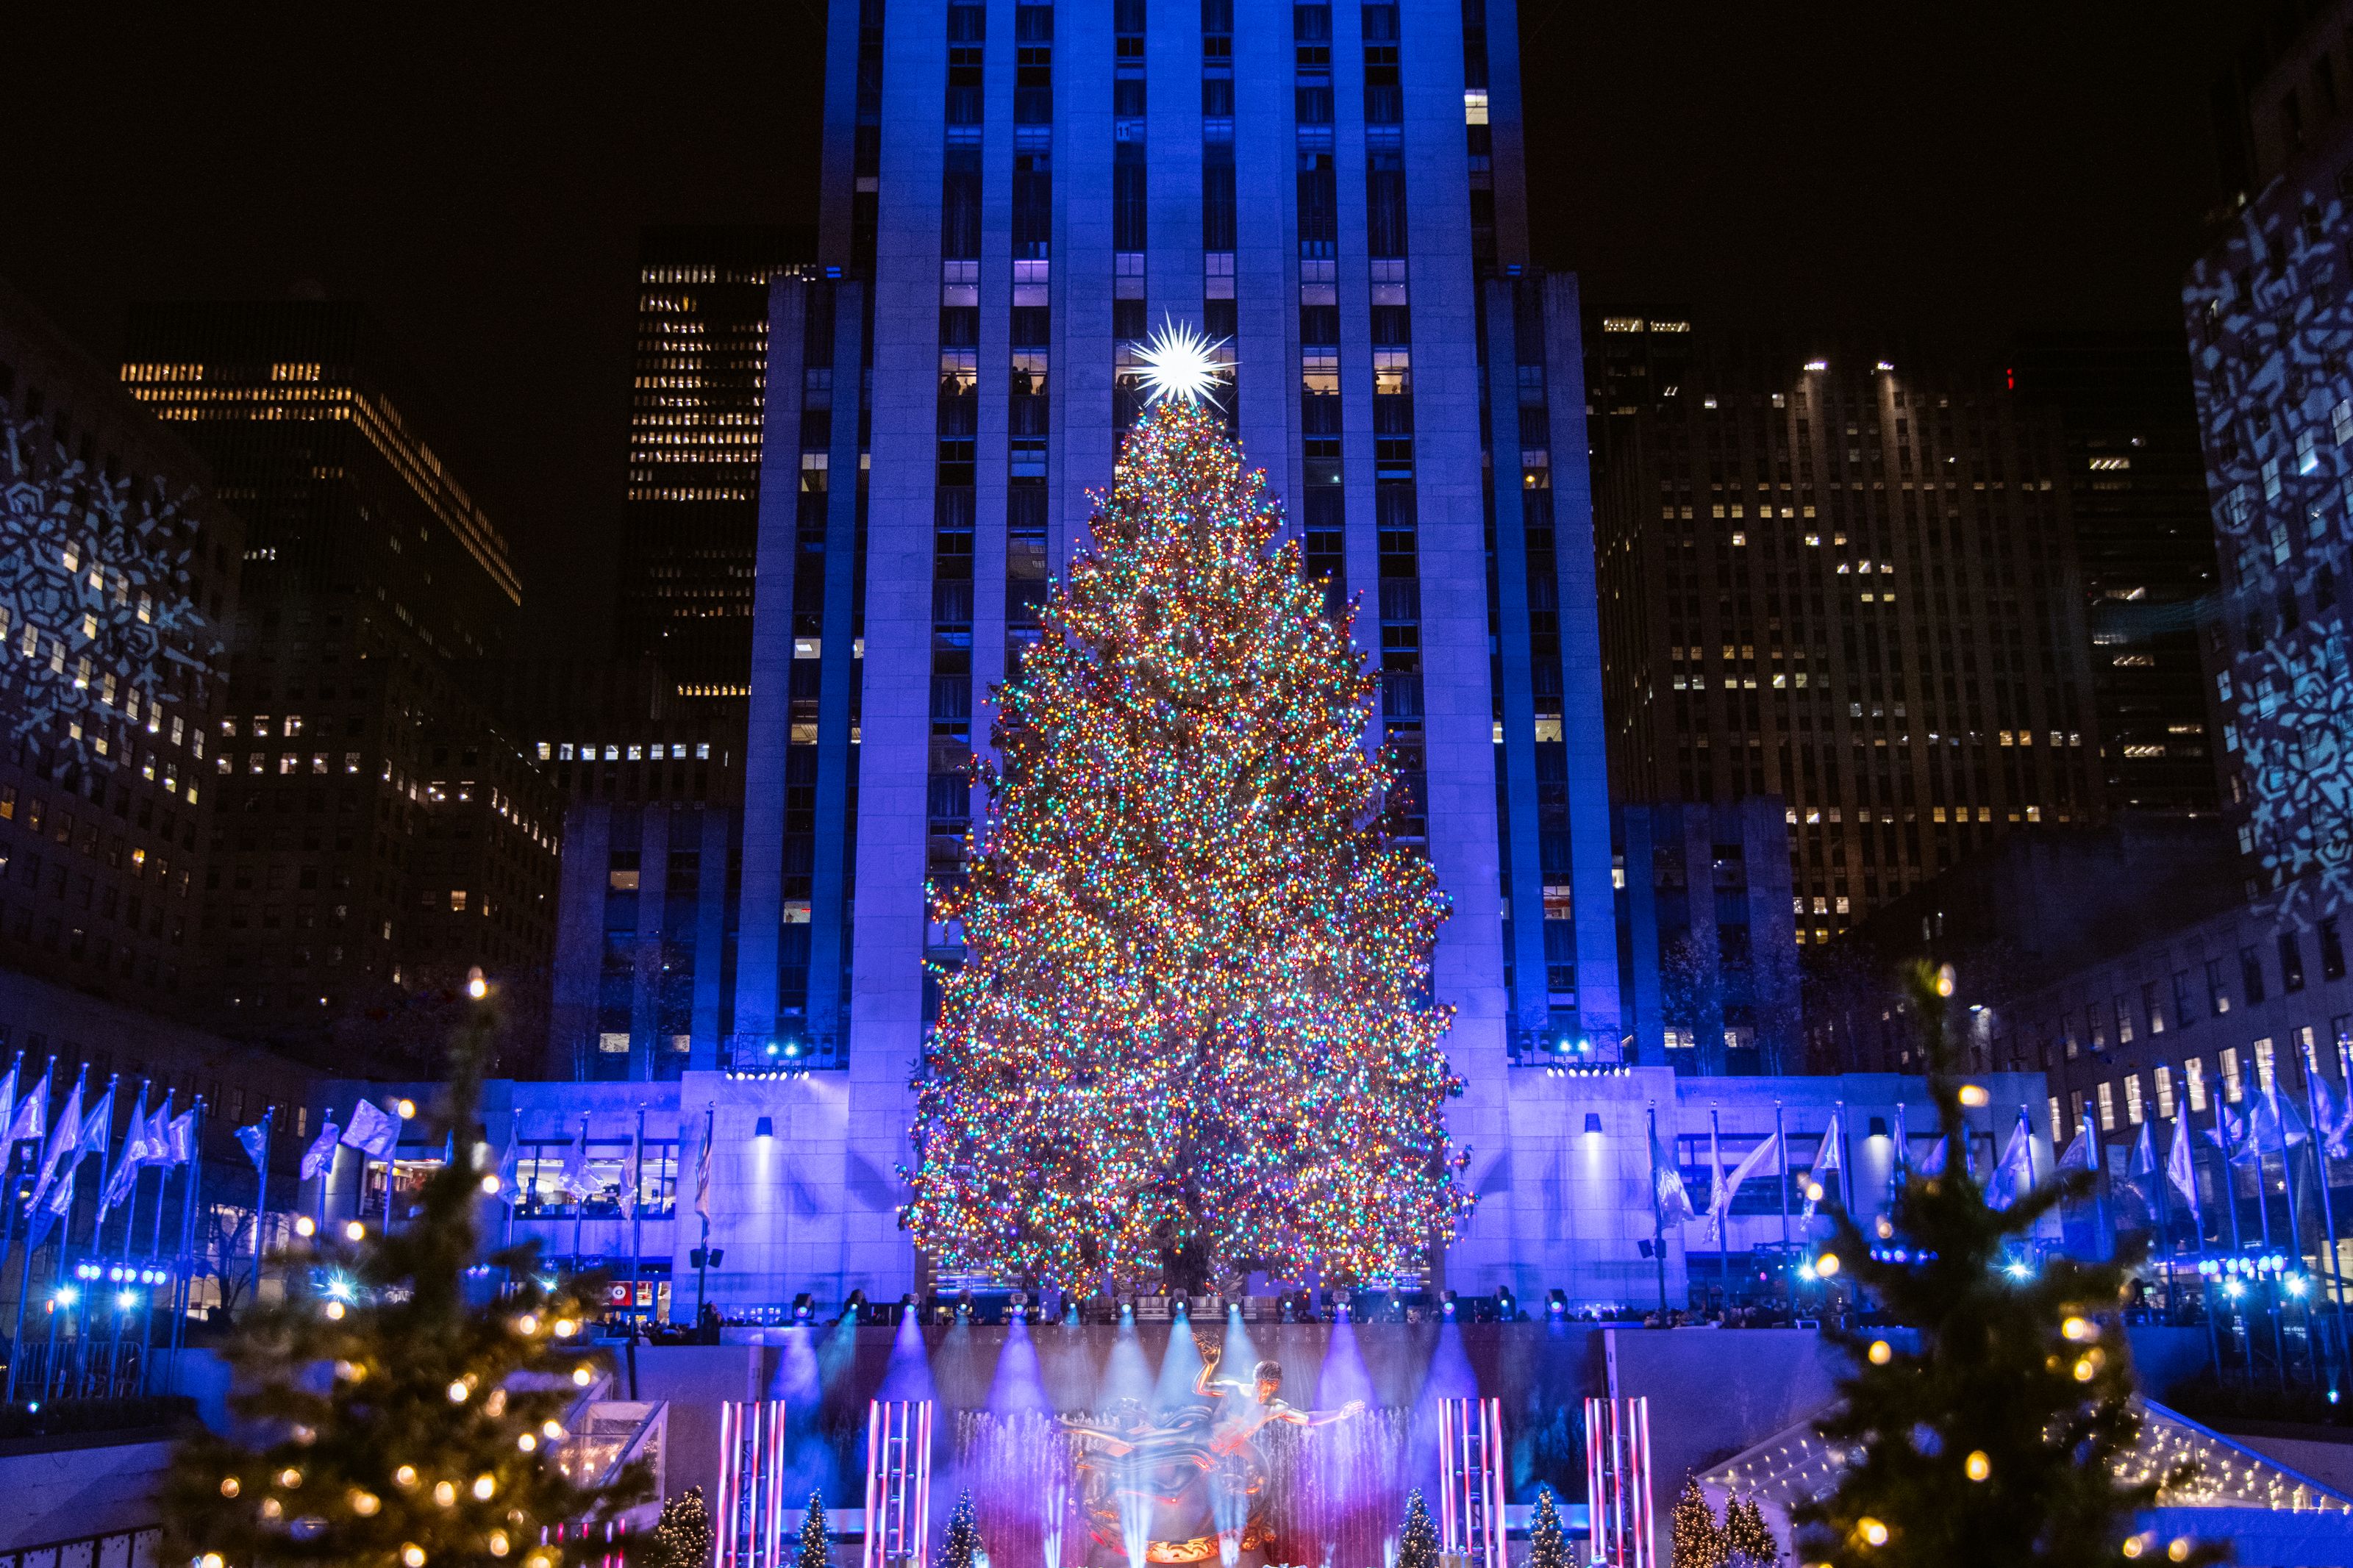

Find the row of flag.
[
  {"left": 1648, "top": 1108, "right": 2045, "bottom": 1236},
  {"left": 0, "top": 1058, "right": 199, "bottom": 1239}
]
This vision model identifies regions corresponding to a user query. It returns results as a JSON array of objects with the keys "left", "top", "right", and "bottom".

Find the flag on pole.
[
  {"left": 235, "top": 1120, "right": 271, "bottom": 1173},
  {"left": 496, "top": 1137, "right": 520, "bottom": 1205},
  {"left": 1711, "top": 1133, "right": 1781, "bottom": 1242},
  {"left": 2167, "top": 1113, "right": 2200, "bottom": 1209},
  {"left": 0, "top": 1056, "right": 16, "bottom": 1148},
  {"left": 1650, "top": 1117, "right": 1695, "bottom": 1225},
  {"left": 97, "top": 1083, "right": 150, "bottom": 1219},
  {"left": 1802, "top": 1114, "right": 1840, "bottom": 1218},
  {"left": 76, "top": 1078, "right": 115, "bottom": 1159},
  {"left": 1704, "top": 1117, "right": 1729, "bottom": 1236},
  {"left": 2, "top": 1062, "right": 45, "bottom": 1147},
  {"left": 621, "top": 1123, "right": 643, "bottom": 1219},
  {"left": 2314, "top": 1072, "right": 2349, "bottom": 1159},
  {"left": 299, "top": 1119, "right": 341, "bottom": 1181},
  {"left": 143, "top": 1092, "right": 174, "bottom": 1164},
  {"left": 559, "top": 1117, "right": 593, "bottom": 1200},
  {"left": 1988, "top": 1111, "right": 2036, "bottom": 1210},
  {"left": 163, "top": 1107, "right": 198, "bottom": 1166},
  {"left": 2209, "top": 1101, "right": 2254, "bottom": 1164},
  {"left": 2057, "top": 1125, "right": 2097, "bottom": 1174},
  {"left": 1917, "top": 1129, "right": 1950, "bottom": 1177},
  {"left": 693, "top": 1120, "right": 713, "bottom": 1221},
  {"left": 30, "top": 1069, "right": 86, "bottom": 1206},
  {"left": 27, "top": 1164, "right": 74, "bottom": 1248},
  {"left": 340, "top": 1099, "right": 400, "bottom": 1161}
]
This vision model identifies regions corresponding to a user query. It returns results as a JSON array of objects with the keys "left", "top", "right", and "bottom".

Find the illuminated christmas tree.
[
  {"left": 940, "top": 1491, "right": 983, "bottom": 1568},
  {"left": 1527, "top": 1485, "right": 1569, "bottom": 1568},
  {"left": 1719, "top": 1495, "right": 1775, "bottom": 1568},
  {"left": 905, "top": 389, "right": 1466, "bottom": 1289},
  {"left": 1396, "top": 1489, "right": 1439, "bottom": 1568},
  {"left": 798, "top": 1493, "right": 829, "bottom": 1568},
  {"left": 1670, "top": 1478, "right": 1725, "bottom": 1568},
  {"left": 653, "top": 1487, "right": 716, "bottom": 1568},
  {"left": 158, "top": 980, "right": 645, "bottom": 1568},
  {"left": 1791, "top": 964, "right": 2222, "bottom": 1568}
]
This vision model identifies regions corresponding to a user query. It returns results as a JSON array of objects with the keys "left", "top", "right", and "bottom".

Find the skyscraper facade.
[
  {"left": 0, "top": 275, "right": 240, "bottom": 1012},
  {"left": 2010, "top": 333, "right": 2219, "bottom": 817},
  {"left": 120, "top": 303, "right": 563, "bottom": 1061},
  {"left": 1591, "top": 332, "right": 2107, "bottom": 942},
  {"left": 2186, "top": 0, "right": 2353, "bottom": 926},
  {"left": 620, "top": 227, "right": 816, "bottom": 700},
  {"left": 709, "top": 0, "right": 1628, "bottom": 1295}
]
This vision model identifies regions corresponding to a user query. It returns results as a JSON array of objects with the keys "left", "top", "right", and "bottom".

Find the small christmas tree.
[
  {"left": 1670, "top": 1477, "right": 1725, "bottom": 1568},
  {"left": 798, "top": 1492, "right": 829, "bottom": 1568},
  {"left": 904, "top": 393, "right": 1468, "bottom": 1290},
  {"left": 1527, "top": 1486, "right": 1569, "bottom": 1568},
  {"left": 1720, "top": 1495, "right": 1776, "bottom": 1568},
  {"left": 1791, "top": 963, "right": 2223, "bottom": 1568},
  {"left": 157, "top": 978, "right": 647, "bottom": 1568},
  {"left": 653, "top": 1487, "right": 717, "bottom": 1568},
  {"left": 940, "top": 1490, "right": 983, "bottom": 1568},
  {"left": 1396, "top": 1488, "right": 1439, "bottom": 1568}
]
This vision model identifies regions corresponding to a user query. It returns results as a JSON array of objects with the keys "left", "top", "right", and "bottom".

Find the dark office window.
[
  {"left": 2281, "top": 931, "right": 2306, "bottom": 993},
  {"left": 1113, "top": 141, "right": 1146, "bottom": 251},
  {"left": 1203, "top": 142, "right": 1236, "bottom": 251},
  {"left": 2323, "top": 916, "right": 2346, "bottom": 981},
  {"left": 2240, "top": 945, "right": 2267, "bottom": 1005}
]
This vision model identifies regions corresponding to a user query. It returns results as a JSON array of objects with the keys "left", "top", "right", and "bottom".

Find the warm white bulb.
[{"left": 1132, "top": 318, "right": 1231, "bottom": 406}]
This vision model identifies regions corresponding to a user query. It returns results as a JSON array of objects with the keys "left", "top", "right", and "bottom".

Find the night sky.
[{"left": 4, "top": 1, "right": 2235, "bottom": 656}]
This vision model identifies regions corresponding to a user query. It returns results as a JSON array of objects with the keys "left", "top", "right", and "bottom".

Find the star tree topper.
[{"left": 1133, "top": 316, "right": 1232, "bottom": 406}]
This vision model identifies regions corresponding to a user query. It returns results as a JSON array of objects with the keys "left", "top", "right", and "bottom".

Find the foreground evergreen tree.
[
  {"left": 939, "top": 1490, "right": 982, "bottom": 1568},
  {"left": 1526, "top": 1485, "right": 1569, "bottom": 1568},
  {"left": 1396, "top": 1489, "right": 1439, "bottom": 1568},
  {"left": 1719, "top": 1495, "right": 1776, "bottom": 1568},
  {"left": 652, "top": 1487, "right": 716, "bottom": 1568},
  {"left": 159, "top": 980, "right": 646, "bottom": 1568},
  {"left": 1670, "top": 1478, "right": 1725, "bottom": 1568},
  {"left": 905, "top": 390, "right": 1465, "bottom": 1289},
  {"left": 1792, "top": 963, "right": 2221, "bottom": 1567},
  {"left": 797, "top": 1492, "right": 829, "bottom": 1568}
]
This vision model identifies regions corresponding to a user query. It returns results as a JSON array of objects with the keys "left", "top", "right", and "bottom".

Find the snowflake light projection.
[
  {"left": 0, "top": 412, "right": 219, "bottom": 769},
  {"left": 2186, "top": 182, "right": 2353, "bottom": 925}
]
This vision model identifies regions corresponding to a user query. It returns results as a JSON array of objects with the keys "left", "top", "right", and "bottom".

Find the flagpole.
[
  {"left": 168, "top": 1095, "right": 205, "bottom": 1392},
  {"left": 2151, "top": 1118, "right": 2178, "bottom": 1322},
  {"left": 3, "top": 1173, "right": 36, "bottom": 1403},
  {"left": 2184, "top": 1107, "right": 2223, "bottom": 1383},
  {"left": 1891, "top": 1101, "right": 1908, "bottom": 1217},
  {"left": 1774, "top": 1101, "right": 1790, "bottom": 1268},
  {"left": 629, "top": 1107, "right": 646, "bottom": 1330},
  {"left": 0, "top": 1050, "right": 22, "bottom": 1335},
  {"left": 249, "top": 1106, "right": 274, "bottom": 1309},
  {"left": 2213, "top": 1086, "right": 2249, "bottom": 1383},
  {"left": 571, "top": 1112, "right": 588, "bottom": 1272},
  {"left": 1646, "top": 1102, "right": 1668, "bottom": 1313},
  {"left": 2266, "top": 1084, "right": 2315, "bottom": 1383},
  {"left": 1836, "top": 1098, "right": 1855, "bottom": 1225},
  {"left": 696, "top": 1103, "right": 715, "bottom": 1325},
  {"left": 2300, "top": 1039, "right": 2351, "bottom": 1383},
  {"left": 63, "top": 1075, "right": 119, "bottom": 1399},
  {"left": 1710, "top": 1107, "right": 1729, "bottom": 1300}
]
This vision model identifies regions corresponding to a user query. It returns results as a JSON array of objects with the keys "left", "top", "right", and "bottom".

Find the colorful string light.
[{"left": 904, "top": 399, "right": 1470, "bottom": 1289}]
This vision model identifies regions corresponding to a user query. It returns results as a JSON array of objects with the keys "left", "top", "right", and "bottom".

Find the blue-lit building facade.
[
  {"left": 2190, "top": 4, "right": 2353, "bottom": 926},
  {"left": 666, "top": 0, "right": 1627, "bottom": 1300}
]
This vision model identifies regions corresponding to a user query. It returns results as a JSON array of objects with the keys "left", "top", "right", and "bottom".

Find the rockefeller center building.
[{"left": 695, "top": 0, "right": 1631, "bottom": 1296}]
